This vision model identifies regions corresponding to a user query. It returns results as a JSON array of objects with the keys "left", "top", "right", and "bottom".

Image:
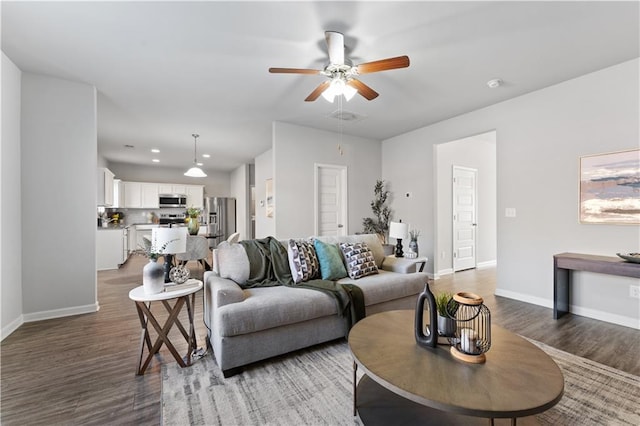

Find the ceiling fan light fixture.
[{"left": 184, "top": 133, "right": 207, "bottom": 178}]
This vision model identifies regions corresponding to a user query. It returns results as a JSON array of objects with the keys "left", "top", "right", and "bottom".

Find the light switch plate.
[{"left": 505, "top": 208, "right": 517, "bottom": 218}]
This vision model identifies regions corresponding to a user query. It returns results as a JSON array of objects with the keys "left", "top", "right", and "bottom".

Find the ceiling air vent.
[{"left": 328, "top": 110, "right": 365, "bottom": 122}]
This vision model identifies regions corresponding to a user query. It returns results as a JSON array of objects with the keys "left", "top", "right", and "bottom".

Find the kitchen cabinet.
[
  {"left": 123, "top": 182, "right": 159, "bottom": 208},
  {"left": 135, "top": 224, "right": 158, "bottom": 252},
  {"left": 96, "top": 228, "right": 126, "bottom": 270},
  {"left": 141, "top": 183, "right": 159, "bottom": 208},
  {"left": 97, "top": 168, "right": 115, "bottom": 206},
  {"left": 158, "top": 184, "right": 187, "bottom": 195},
  {"left": 186, "top": 185, "right": 204, "bottom": 209}
]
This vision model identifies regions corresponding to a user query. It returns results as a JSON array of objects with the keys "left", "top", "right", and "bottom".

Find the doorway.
[
  {"left": 314, "top": 164, "right": 348, "bottom": 236},
  {"left": 435, "top": 131, "right": 496, "bottom": 277}
]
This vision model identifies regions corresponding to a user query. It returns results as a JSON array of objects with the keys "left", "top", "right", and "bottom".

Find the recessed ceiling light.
[
  {"left": 196, "top": 162, "right": 204, "bottom": 166},
  {"left": 151, "top": 148, "right": 160, "bottom": 153},
  {"left": 152, "top": 159, "right": 160, "bottom": 163},
  {"left": 487, "top": 78, "right": 503, "bottom": 89},
  {"left": 202, "top": 154, "right": 210, "bottom": 158}
]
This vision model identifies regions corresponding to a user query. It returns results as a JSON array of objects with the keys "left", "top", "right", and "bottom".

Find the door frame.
[
  {"left": 452, "top": 165, "right": 478, "bottom": 272},
  {"left": 314, "top": 163, "right": 348, "bottom": 236}
]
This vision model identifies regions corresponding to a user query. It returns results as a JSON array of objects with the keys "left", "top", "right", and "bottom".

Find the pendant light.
[{"left": 184, "top": 133, "right": 207, "bottom": 177}]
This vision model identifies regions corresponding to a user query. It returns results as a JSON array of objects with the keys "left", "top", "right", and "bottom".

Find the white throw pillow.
[{"left": 216, "top": 241, "right": 250, "bottom": 284}]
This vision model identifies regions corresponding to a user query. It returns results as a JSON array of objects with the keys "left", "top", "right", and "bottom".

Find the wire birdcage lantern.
[{"left": 446, "top": 292, "right": 491, "bottom": 363}]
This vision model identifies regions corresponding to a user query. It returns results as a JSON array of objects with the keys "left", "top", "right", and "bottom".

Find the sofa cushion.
[
  {"left": 287, "top": 240, "right": 306, "bottom": 283},
  {"left": 215, "top": 241, "right": 250, "bottom": 284},
  {"left": 339, "top": 242, "right": 378, "bottom": 280},
  {"left": 337, "top": 270, "right": 427, "bottom": 306},
  {"left": 315, "top": 234, "right": 385, "bottom": 268},
  {"left": 313, "top": 239, "right": 348, "bottom": 280},
  {"left": 216, "top": 286, "right": 339, "bottom": 337},
  {"left": 287, "top": 239, "right": 320, "bottom": 283}
]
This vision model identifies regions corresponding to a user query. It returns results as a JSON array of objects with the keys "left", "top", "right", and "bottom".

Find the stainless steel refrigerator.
[{"left": 205, "top": 197, "right": 236, "bottom": 248}]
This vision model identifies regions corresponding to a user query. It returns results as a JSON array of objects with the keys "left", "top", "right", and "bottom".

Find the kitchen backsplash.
[{"left": 100, "top": 207, "right": 203, "bottom": 226}]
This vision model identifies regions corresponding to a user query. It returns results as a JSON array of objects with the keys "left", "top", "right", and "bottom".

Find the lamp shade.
[
  {"left": 389, "top": 221, "right": 408, "bottom": 239},
  {"left": 152, "top": 227, "right": 187, "bottom": 254},
  {"left": 184, "top": 166, "right": 207, "bottom": 177}
]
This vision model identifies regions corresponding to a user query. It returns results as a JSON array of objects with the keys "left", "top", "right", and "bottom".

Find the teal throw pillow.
[{"left": 313, "top": 239, "right": 348, "bottom": 281}]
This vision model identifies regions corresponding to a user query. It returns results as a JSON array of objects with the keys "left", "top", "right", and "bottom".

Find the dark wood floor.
[{"left": 1, "top": 257, "right": 638, "bottom": 425}]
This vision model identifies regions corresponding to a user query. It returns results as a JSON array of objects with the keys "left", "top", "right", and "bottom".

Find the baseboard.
[
  {"left": 477, "top": 260, "right": 497, "bottom": 269},
  {"left": 435, "top": 268, "right": 454, "bottom": 279},
  {"left": 22, "top": 302, "right": 100, "bottom": 323},
  {"left": 494, "top": 289, "right": 640, "bottom": 330},
  {"left": 1, "top": 315, "right": 24, "bottom": 341}
]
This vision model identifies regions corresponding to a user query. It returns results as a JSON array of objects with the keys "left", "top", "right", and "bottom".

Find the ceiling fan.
[{"left": 269, "top": 31, "right": 410, "bottom": 102}]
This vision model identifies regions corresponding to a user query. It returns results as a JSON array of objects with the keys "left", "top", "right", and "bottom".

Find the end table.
[{"left": 128, "top": 279, "right": 203, "bottom": 375}]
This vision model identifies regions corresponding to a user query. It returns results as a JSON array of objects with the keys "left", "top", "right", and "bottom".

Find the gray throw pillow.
[{"left": 216, "top": 241, "right": 250, "bottom": 284}]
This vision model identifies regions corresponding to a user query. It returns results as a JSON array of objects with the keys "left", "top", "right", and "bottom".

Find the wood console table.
[{"left": 553, "top": 252, "right": 640, "bottom": 319}]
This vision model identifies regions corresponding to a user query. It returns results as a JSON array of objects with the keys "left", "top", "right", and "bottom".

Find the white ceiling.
[{"left": 2, "top": 1, "right": 638, "bottom": 172}]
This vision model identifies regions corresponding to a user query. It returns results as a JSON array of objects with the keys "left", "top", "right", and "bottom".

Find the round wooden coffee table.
[{"left": 348, "top": 310, "right": 564, "bottom": 425}]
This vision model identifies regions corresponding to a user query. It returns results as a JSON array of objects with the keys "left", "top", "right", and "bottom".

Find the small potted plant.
[
  {"left": 435, "top": 291, "right": 457, "bottom": 337},
  {"left": 186, "top": 206, "right": 201, "bottom": 235},
  {"left": 139, "top": 237, "right": 177, "bottom": 294},
  {"left": 362, "top": 180, "right": 392, "bottom": 253}
]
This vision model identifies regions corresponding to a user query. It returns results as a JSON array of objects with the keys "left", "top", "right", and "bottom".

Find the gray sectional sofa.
[{"left": 203, "top": 233, "right": 428, "bottom": 377}]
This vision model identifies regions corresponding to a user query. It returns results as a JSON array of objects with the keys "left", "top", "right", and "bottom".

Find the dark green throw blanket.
[{"left": 239, "top": 236, "right": 365, "bottom": 330}]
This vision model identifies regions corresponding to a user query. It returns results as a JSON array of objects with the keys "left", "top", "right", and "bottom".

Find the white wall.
[
  {"left": 230, "top": 164, "right": 250, "bottom": 240},
  {"left": 272, "top": 122, "right": 381, "bottom": 239},
  {"left": 435, "top": 132, "right": 497, "bottom": 275},
  {"left": 383, "top": 58, "right": 640, "bottom": 328},
  {"left": 106, "top": 162, "right": 230, "bottom": 197},
  {"left": 1, "top": 53, "right": 23, "bottom": 339},
  {"left": 254, "top": 149, "right": 274, "bottom": 238},
  {"left": 21, "top": 73, "right": 99, "bottom": 320}
]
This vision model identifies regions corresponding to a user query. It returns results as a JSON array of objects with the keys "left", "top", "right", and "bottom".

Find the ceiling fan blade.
[
  {"left": 347, "top": 79, "right": 379, "bottom": 101},
  {"left": 269, "top": 67, "right": 321, "bottom": 75},
  {"left": 325, "top": 31, "right": 345, "bottom": 65},
  {"left": 356, "top": 55, "right": 410, "bottom": 74},
  {"left": 305, "top": 81, "right": 331, "bottom": 102}
]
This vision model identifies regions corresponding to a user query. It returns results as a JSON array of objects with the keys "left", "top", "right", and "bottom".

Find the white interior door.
[
  {"left": 315, "top": 164, "right": 348, "bottom": 236},
  {"left": 453, "top": 166, "right": 477, "bottom": 271}
]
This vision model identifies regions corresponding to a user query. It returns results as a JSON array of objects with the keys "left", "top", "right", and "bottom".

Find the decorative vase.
[
  {"left": 409, "top": 239, "right": 419, "bottom": 257},
  {"left": 187, "top": 217, "right": 199, "bottom": 235},
  {"left": 143, "top": 259, "right": 165, "bottom": 294},
  {"left": 437, "top": 314, "right": 456, "bottom": 337},
  {"left": 414, "top": 282, "right": 438, "bottom": 349}
]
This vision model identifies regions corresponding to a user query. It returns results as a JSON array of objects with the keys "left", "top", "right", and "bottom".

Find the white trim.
[
  {"left": 436, "top": 268, "right": 454, "bottom": 278},
  {"left": 477, "top": 260, "right": 497, "bottom": 269},
  {"left": 494, "top": 288, "right": 552, "bottom": 308},
  {"left": 1, "top": 315, "right": 24, "bottom": 341},
  {"left": 494, "top": 289, "right": 640, "bottom": 330},
  {"left": 22, "top": 302, "right": 100, "bottom": 323}
]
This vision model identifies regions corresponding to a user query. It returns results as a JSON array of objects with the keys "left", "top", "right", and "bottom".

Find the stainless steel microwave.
[{"left": 158, "top": 194, "right": 187, "bottom": 208}]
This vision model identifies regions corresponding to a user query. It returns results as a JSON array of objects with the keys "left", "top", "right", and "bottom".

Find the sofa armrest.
[
  {"left": 380, "top": 256, "right": 420, "bottom": 274},
  {"left": 204, "top": 270, "right": 246, "bottom": 308},
  {"left": 203, "top": 270, "right": 246, "bottom": 333}
]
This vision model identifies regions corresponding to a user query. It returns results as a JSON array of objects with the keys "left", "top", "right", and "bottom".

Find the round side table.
[{"left": 129, "top": 279, "right": 203, "bottom": 375}]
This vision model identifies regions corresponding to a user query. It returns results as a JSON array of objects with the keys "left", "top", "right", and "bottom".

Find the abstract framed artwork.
[
  {"left": 265, "top": 178, "right": 274, "bottom": 218},
  {"left": 579, "top": 149, "right": 640, "bottom": 224}
]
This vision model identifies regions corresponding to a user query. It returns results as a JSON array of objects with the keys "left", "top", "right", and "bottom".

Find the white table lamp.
[{"left": 389, "top": 221, "right": 408, "bottom": 258}]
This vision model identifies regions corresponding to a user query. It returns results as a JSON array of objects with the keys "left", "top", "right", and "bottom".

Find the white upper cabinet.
[
  {"left": 140, "top": 183, "right": 159, "bottom": 208},
  {"left": 97, "top": 168, "right": 115, "bottom": 206},
  {"left": 186, "top": 185, "right": 204, "bottom": 209},
  {"left": 158, "top": 184, "right": 187, "bottom": 195},
  {"left": 123, "top": 181, "right": 142, "bottom": 208},
  {"left": 121, "top": 181, "right": 203, "bottom": 209}
]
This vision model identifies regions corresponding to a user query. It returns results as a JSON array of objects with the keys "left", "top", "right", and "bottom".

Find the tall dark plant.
[{"left": 362, "top": 180, "right": 391, "bottom": 244}]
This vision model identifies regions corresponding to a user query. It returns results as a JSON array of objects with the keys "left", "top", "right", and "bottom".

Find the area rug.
[{"left": 162, "top": 339, "right": 640, "bottom": 426}]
